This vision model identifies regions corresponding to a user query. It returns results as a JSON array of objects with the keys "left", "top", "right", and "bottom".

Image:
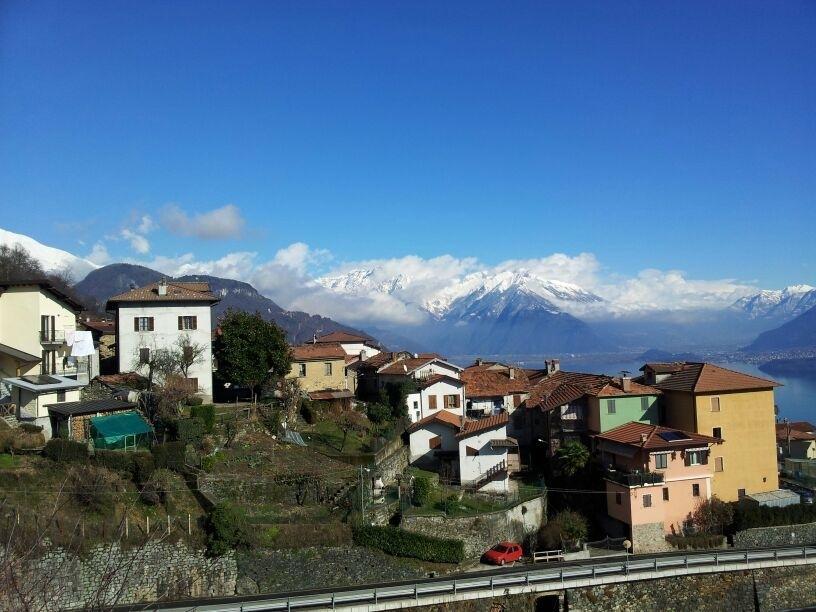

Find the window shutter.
[
  {"left": 466, "top": 445, "right": 478, "bottom": 456},
  {"left": 148, "top": 317, "right": 154, "bottom": 331},
  {"left": 178, "top": 316, "right": 183, "bottom": 330},
  {"left": 428, "top": 395, "right": 437, "bottom": 410},
  {"left": 453, "top": 394, "right": 460, "bottom": 408},
  {"left": 513, "top": 394, "right": 521, "bottom": 407},
  {"left": 192, "top": 316, "right": 197, "bottom": 330},
  {"left": 429, "top": 436, "right": 441, "bottom": 449},
  {"left": 134, "top": 317, "right": 139, "bottom": 332}
]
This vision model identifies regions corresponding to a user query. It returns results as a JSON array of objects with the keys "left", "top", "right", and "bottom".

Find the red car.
[{"left": 481, "top": 541, "right": 524, "bottom": 566}]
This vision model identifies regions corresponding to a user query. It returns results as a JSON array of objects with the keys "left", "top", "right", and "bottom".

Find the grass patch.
[{"left": 0, "top": 453, "right": 19, "bottom": 468}]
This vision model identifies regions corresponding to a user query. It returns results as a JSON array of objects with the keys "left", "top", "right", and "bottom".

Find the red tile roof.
[
  {"left": 107, "top": 281, "right": 219, "bottom": 304},
  {"left": 379, "top": 357, "right": 436, "bottom": 375},
  {"left": 291, "top": 344, "right": 347, "bottom": 361},
  {"left": 654, "top": 363, "right": 780, "bottom": 393},
  {"left": 790, "top": 421, "right": 816, "bottom": 433},
  {"left": 640, "top": 362, "right": 686, "bottom": 374},
  {"left": 595, "top": 421, "right": 721, "bottom": 450},
  {"left": 307, "top": 389, "right": 354, "bottom": 401},
  {"left": 776, "top": 423, "right": 816, "bottom": 442},
  {"left": 589, "top": 377, "right": 662, "bottom": 397},
  {"left": 456, "top": 412, "right": 509, "bottom": 439},
  {"left": 315, "top": 331, "right": 374, "bottom": 344},
  {"left": 462, "top": 365, "right": 530, "bottom": 397},
  {"left": 407, "top": 409, "right": 464, "bottom": 433}
]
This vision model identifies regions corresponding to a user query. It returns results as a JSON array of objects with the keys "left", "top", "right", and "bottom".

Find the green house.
[
  {"left": 90, "top": 411, "right": 153, "bottom": 450},
  {"left": 585, "top": 378, "right": 661, "bottom": 433}
]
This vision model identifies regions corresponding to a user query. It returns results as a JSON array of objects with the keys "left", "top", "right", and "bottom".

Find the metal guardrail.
[{"left": 145, "top": 545, "right": 816, "bottom": 612}]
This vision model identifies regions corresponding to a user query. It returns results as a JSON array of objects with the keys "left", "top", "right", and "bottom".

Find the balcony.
[
  {"left": 39, "top": 329, "right": 65, "bottom": 345},
  {"left": 605, "top": 468, "right": 664, "bottom": 487}
]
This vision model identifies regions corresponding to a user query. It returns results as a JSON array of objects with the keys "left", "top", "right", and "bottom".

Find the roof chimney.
[
  {"left": 157, "top": 278, "right": 168, "bottom": 296},
  {"left": 621, "top": 370, "right": 632, "bottom": 392},
  {"left": 476, "top": 358, "right": 483, "bottom": 366},
  {"left": 313, "top": 333, "right": 317, "bottom": 344},
  {"left": 640, "top": 433, "right": 648, "bottom": 444},
  {"left": 509, "top": 367, "right": 515, "bottom": 380}
]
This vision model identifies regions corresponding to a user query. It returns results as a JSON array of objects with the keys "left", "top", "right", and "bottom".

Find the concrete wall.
[
  {"left": 458, "top": 424, "right": 509, "bottom": 491},
  {"left": 117, "top": 303, "right": 214, "bottom": 398},
  {"left": 400, "top": 495, "right": 545, "bottom": 558}
]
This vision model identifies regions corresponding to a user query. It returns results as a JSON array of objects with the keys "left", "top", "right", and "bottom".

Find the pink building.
[{"left": 595, "top": 421, "right": 722, "bottom": 553}]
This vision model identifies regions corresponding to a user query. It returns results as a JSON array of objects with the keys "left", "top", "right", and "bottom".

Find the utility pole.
[{"left": 359, "top": 465, "right": 366, "bottom": 523}]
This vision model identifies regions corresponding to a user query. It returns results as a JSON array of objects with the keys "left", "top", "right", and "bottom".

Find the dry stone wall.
[{"left": 733, "top": 520, "right": 816, "bottom": 548}]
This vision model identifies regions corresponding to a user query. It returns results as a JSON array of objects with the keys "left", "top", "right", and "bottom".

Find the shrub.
[
  {"left": 539, "top": 510, "right": 588, "bottom": 550},
  {"left": 184, "top": 396, "right": 204, "bottom": 407},
  {"left": 729, "top": 500, "right": 816, "bottom": 533},
  {"left": 93, "top": 449, "right": 134, "bottom": 474},
  {"left": 0, "top": 429, "right": 45, "bottom": 453},
  {"left": 152, "top": 442, "right": 186, "bottom": 471},
  {"left": 43, "top": 439, "right": 87, "bottom": 462},
  {"left": 132, "top": 452, "right": 155, "bottom": 483},
  {"left": 352, "top": 524, "right": 465, "bottom": 563},
  {"left": 366, "top": 403, "right": 392, "bottom": 425},
  {"left": 300, "top": 400, "right": 317, "bottom": 425},
  {"left": 176, "top": 417, "right": 204, "bottom": 446},
  {"left": 19, "top": 423, "right": 43, "bottom": 434},
  {"left": 666, "top": 534, "right": 724, "bottom": 550},
  {"left": 70, "top": 465, "right": 115, "bottom": 513},
  {"left": 190, "top": 404, "right": 216, "bottom": 433},
  {"left": 691, "top": 496, "right": 734, "bottom": 535},
  {"left": 412, "top": 475, "right": 433, "bottom": 507},
  {"left": 205, "top": 503, "right": 253, "bottom": 556}
]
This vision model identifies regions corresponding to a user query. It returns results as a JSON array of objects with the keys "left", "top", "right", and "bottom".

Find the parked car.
[{"left": 481, "top": 541, "right": 523, "bottom": 566}]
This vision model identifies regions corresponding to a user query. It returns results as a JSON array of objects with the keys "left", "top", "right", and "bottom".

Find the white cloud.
[
  {"left": 86, "top": 242, "right": 111, "bottom": 265},
  {"left": 272, "top": 242, "right": 332, "bottom": 275},
  {"left": 120, "top": 229, "right": 150, "bottom": 254},
  {"left": 134, "top": 251, "right": 259, "bottom": 280},
  {"left": 137, "top": 215, "right": 156, "bottom": 234},
  {"left": 161, "top": 204, "right": 246, "bottom": 240}
]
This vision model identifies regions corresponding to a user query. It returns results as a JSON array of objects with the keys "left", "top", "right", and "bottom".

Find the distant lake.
[{"left": 456, "top": 354, "right": 815, "bottom": 424}]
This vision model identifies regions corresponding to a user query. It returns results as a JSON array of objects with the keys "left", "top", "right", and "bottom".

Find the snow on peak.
[
  {"left": 731, "top": 284, "right": 816, "bottom": 319},
  {"left": 0, "top": 228, "right": 98, "bottom": 281}
]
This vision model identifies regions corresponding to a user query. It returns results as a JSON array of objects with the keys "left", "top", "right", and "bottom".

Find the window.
[
  {"left": 429, "top": 436, "right": 441, "bottom": 449},
  {"left": 56, "top": 390, "right": 66, "bottom": 402},
  {"left": 663, "top": 487, "right": 670, "bottom": 501},
  {"left": 324, "top": 362, "right": 333, "bottom": 376},
  {"left": 444, "top": 394, "right": 460, "bottom": 409},
  {"left": 466, "top": 445, "right": 478, "bottom": 456},
  {"left": 715, "top": 457, "right": 724, "bottom": 472},
  {"left": 139, "top": 348, "right": 150, "bottom": 364},
  {"left": 692, "top": 483, "right": 700, "bottom": 497},
  {"left": 178, "top": 316, "right": 197, "bottom": 330},
  {"left": 615, "top": 492, "right": 622, "bottom": 505},
  {"left": 40, "top": 350, "right": 56, "bottom": 375},
  {"left": 710, "top": 396, "right": 720, "bottom": 412},
  {"left": 40, "top": 315, "right": 55, "bottom": 341},
  {"left": 713, "top": 427, "right": 722, "bottom": 438},
  {"left": 643, "top": 494, "right": 652, "bottom": 508},
  {"left": 607, "top": 399, "right": 616, "bottom": 414},
  {"left": 686, "top": 450, "right": 704, "bottom": 466},
  {"left": 413, "top": 401, "right": 419, "bottom": 411},
  {"left": 738, "top": 488, "right": 746, "bottom": 499},
  {"left": 297, "top": 363, "right": 306, "bottom": 377},
  {"left": 641, "top": 396, "right": 650, "bottom": 411},
  {"left": 513, "top": 394, "right": 522, "bottom": 407},
  {"left": 654, "top": 453, "right": 668, "bottom": 470},
  {"left": 428, "top": 395, "right": 437, "bottom": 410},
  {"left": 134, "top": 317, "right": 154, "bottom": 332}
]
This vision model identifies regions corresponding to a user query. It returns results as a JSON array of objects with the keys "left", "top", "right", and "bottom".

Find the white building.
[
  {"left": 107, "top": 280, "right": 219, "bottom": 401},
  {"left": 407, "top": 410, "right": 518, "bottom": 492},
  {"left": 376, "top": 355, "right": 465, "bottom": 423},
  {"left": 313, "top": 331, "right": 381, "bottom": 361},
  {"left": 461, "top": 361, "right": 531, "bottom": 418},
  {"left": 0, "top": 280, "right": 91, "bottom": 437}
]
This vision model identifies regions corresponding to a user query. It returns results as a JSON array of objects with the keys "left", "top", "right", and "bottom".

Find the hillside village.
[{"left": 2, "top": 250, "right": 816, "bottom": 609}]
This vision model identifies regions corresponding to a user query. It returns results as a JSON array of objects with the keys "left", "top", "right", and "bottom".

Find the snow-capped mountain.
[
  {"left": 0, "top": 227, "right": 98, "bottom": 280},
  {"left": 317, "top": 267, "right": 604, "bottom": 319},
  {"left": 730, "top": 285, "right": 816, "bottom": 320}
]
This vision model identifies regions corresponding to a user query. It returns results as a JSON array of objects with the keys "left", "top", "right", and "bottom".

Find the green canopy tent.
[{"left": 90, "top": 411, "right": 153, "bottom": 451}]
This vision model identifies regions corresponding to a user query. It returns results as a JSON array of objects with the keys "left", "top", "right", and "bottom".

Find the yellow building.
[
  {"left": 287, "top": 343, "right": 356, "bottom": 394},
  {"left": 0, "top": 280, "right": 87, "bottom": 435},
  {"left": 643, "top": 362, "right": 780, "bottom": 502}
]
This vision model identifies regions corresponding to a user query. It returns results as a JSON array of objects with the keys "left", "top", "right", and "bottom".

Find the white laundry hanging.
[{"left": 70, "top": 330, "right": 95, "bottom": 357}]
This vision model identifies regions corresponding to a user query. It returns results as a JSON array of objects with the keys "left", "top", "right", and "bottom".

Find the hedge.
[
  {"left": 729, "top": 501, "right": 816, "bottom": 533},
  {"left": 666, "top": 534, "right": 725, "bottom": 550},
  {"left": 190, "top": 404, "right": 216, "bottom": 433},
  {"left": 152, "top": 442, "right": 186, "bottom": 471},
  {"left": 19, "top": 423, "right": 43, "bottom": 434},
  {"left": 43, "top": 439, "right": 87, "bottom": 462},
  {"left": 94, "top": 449, "right": 135, "bottom": 474},
  {"left": 352, "top": 524, "right": 465, "bottom": 563},
  {"left": 176, "top": 417, "right": 205, "bottom": 446},
  {"left": 132, "top": 452, "right": 155, "bottom": 483}
]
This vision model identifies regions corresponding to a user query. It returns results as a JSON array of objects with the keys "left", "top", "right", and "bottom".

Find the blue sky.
[{"left": 1, "top": 1, "right": 815, "bottom": 297}]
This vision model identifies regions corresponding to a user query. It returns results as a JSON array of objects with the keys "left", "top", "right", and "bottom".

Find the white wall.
[
  {"left": 458, "top": 424, "right": 510, "bottom": 492},
  {"left": 15, "top": 386, "right": 81, "bottom": 440},
  {"left": 337, "top": 342, "right": 381, "bottom": 360},
  {"left": 406, "top": 379, "right": 465, "bottom": 423},
  {"left": 415, "top": 361, "right": 461, "bottom": 379},
  {"left": 408, "top": 421, "right": 459, "bottom": 463},
  {"left": 117, "top": 303, "right": 214, "bottom": 399}
]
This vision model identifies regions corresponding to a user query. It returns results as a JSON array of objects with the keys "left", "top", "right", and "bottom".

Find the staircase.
[
  {"left": 470, "top": 459, "right": 507, "bottom": 491},
  {"left": 0, "top": 403, "right": 18, "bottom": 429}
]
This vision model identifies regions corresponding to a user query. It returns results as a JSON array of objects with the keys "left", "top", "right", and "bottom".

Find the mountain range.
[
  {"left": 3, "top": 227, "right": 816, "bottom": 354},
  {"left": 75, "top": 263, "right": 373, "bottom": 345}
]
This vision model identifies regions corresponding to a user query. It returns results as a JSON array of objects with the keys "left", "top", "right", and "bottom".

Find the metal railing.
[
  {"left": 605, "top": 469, "right": 664, "bottom": 487},
  {"left": 39, "top": 329, "right": 65, "bottom": 343},
  {"left": 146, "top": 545, "right": 816, "bottom": 611}
]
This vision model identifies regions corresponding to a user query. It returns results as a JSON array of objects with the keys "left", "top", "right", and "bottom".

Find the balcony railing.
[
  {"left": 39, "top": 329, "right": 65, "bottom": 344},
  {"left": 605, "top": 469, "right": 664, "bottom": 487}
]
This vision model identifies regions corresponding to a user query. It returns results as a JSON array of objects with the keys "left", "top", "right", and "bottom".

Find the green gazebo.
[{"left": 90, "top": 411, "right": 153, "bottom": 450}]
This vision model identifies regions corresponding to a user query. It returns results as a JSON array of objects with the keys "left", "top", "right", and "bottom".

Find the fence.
[{"left": 401, "top": 484, "right": 545, "bottom": 518}]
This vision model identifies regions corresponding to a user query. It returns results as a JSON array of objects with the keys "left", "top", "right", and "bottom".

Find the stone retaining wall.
[
  {"left": 733, "top": 520, "right": 816, "bottom": 548},
  {"left": 376, "top": 444, "right": 409, "bottom": 485},
  {"left": 401, "top": 496, "right": 546, "bottom": 558},
  {"left": 631, "top": 521, "right": 673, "bottom": 554},
  {"left": 1, "top": 540, "right": 236, "bottom": 610}
]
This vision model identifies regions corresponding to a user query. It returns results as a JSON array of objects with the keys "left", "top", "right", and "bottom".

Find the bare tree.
[{"left": 176, "top": 334, "right": 207, "bottom": 379}]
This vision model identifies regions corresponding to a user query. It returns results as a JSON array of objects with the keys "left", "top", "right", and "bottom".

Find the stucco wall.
[
  {"left": 588, "top": 394, "right": 660, "bottom": 433},
  {"left": 407, "top": 379, "right": 465, "bottom": 423},
  {"left": 287, "top": 357, "right": 348, "bottom": 393},
  {"left": 117, "top": 303, "right": 214, "bottom": 398},
  {"left": 458, "top": 424, "right": 509, "bottom": 491},
  {"left": 409, "top": 420, "right": 459, "bottom": 463}
]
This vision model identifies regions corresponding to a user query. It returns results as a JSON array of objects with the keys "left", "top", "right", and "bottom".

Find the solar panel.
[
  {"left": 659, "top": 430, "right": 692, "bottom": 442},
  {"left": 20, "top": 375, "right": 61, "bottom": 385}
]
